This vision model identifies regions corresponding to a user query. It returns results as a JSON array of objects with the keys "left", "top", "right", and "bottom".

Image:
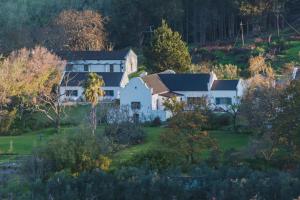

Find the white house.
[
  {"left": 60, "top": 72, "right": 128, "bottom": 102},
  {"left": 292, "top": 67, "right": 299, "bottom": 80},
  {"left": 57, "top": 49, "right": 138, "bottom": 75},
  {"left": 120, "top": 71, "right": 245, "bottom": 122}
]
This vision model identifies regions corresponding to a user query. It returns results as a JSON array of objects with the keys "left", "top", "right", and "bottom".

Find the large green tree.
[
  {"left": 274, "top": 80, "right": 300, "bottom": 161},
  {"left": 161, "top": 111, "right": 217, "bottom": 164},
  {"left": 84, "top": 73, "right": 105, "bottom": 135},
  {"left": 144, "top": 20, "right": 191, "bottom": 73}
]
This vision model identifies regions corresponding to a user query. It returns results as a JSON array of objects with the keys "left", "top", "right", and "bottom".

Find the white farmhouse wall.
[
  {"left": 65, "top": 50, "right": 138, "bottom": 74},
  {"left": 68, "top": 60, "right": 124, "bottom": 73},
  {"left": 174, "top": 91, "right": 210, "bottom": 101},
  {"left": 120, "top": 78, "right": 169, "bottom": 122},
  {"left": 125, "top": 50, "right": 138, "bottom": 74},
  {"left": 60, "top": 86, "right": 122, "bottom": 102},
  {"left": 210, "top": 90, "right": 238, "bottom": 110}
]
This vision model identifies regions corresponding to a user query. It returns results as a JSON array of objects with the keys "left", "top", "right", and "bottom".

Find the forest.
[{"left": 0, "top": 0, "right": 300, "bottom": 53}]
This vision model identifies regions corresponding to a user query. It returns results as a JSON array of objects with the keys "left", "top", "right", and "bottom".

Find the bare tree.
[{"left": 46, "top": 10, "right": 107, "bottom": 51}]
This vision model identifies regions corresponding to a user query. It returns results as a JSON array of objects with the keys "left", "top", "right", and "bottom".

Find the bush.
[
  {"left": 22, "top": 132, "right": 111, "bottom": 181},
  {"left": 209, "top": 113, "right": 232, "bottom": 129},
  {"left": 27, "top": 166, "right": 300, "bottom": 200},
  {"left": 125, "top": 149, "right": 182, "bottom": 171},
  {"left": 151, "top": 117, "right": 162, "bottom": 127},
  {"left": 104, "top": 122, "right": 146, "bottom": 147},
  {"left": 0, "top": 109, "right": 17, "bottom": 135}
]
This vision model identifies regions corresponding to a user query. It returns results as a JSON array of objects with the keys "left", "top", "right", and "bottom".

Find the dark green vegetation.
[
  {"left": 1, "top": 0, "right": 300, "bottom": 52},
  {"left": 144, "top": 20, "right": 191, "bottom": 73}
]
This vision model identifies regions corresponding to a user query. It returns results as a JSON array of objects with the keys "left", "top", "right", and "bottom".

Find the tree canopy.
[{"left": 144, "top": 20, "right": 191, "bottom": 73}]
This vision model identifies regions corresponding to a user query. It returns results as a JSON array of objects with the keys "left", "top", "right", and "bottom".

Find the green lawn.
[
  {"left": 112, "top": 128, "right": 250, "bottom": 167},
  {"left": 0, "top": 126, "right": 96, "bottom": 163},
  {"left": 0, "top": 124, "right": 250, "bottom": 164}
]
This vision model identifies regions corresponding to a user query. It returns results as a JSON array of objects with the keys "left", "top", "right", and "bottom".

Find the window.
[
  {"left": 109, "top": 64, "right": 114, "bottom": 72},
  {"left": 105, "top": 90, "right": 114, "bottom": 97},
  {"left": 84, "top": 65, "right": 89, "bottom": 72},
  {"left": 215, "top": 97, "right": 232, "bottom": 105},
  {"left": 66, "top": 90, "right": 78, "bottom": 97},
  {"left": 187, "top": 97, "right": 206, "bottom": 106},
  {"left": 131, "top": 102, "right": 141, "bottom": 110},
  {"left": 66, "top": 64, "right": 73, "bottom": 71}
]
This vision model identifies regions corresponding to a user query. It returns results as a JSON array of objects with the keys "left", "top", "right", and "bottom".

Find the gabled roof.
[
  {"left": 56, "top": 49, "right": 131, "bottom": 61},
  {"left": 61, "top": 72, "right": 124, "bottom": 87},
  {"left": 211, "top": 80, "right": 239, "bottom": 91},
  {"left": 158, "top": 73, "right": 211, "bottom": 91},
  {"left": 142, "top": 74, "right": 169, "bottom": 94}
]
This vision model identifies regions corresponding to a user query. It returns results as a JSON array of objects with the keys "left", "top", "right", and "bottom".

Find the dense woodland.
[{"left": 1, "top": 0, "right": 300, "bottom": 53}]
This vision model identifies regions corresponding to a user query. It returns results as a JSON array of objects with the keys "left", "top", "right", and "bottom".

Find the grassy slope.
[
  {"left": 112, "top": 128, "right": 250, "bottom": 167},
  {"left": 0, "top": 125, "right": 250, "bottom": 164}
]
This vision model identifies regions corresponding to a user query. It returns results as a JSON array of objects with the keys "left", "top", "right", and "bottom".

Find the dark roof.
[
  {"left": 142, "top": 74, "right": 169, "bottom": 94},
  {"left": 159, "top": 92, "right": 183, "bottom": 98},
  {"left": 56, "top": 49, "right": 131, "bottom": 61},
  {"left": 296, "top": 69, "right": 300, "bottom": 80},
  {"left": 158, "top": 73, "right": 211, "bottom": 91},
  {"left": 61, "top": 72, "right": 124, "bottom": 87},
  {"left": 211, "top": 80, "right": 239, "bottom": 91}
]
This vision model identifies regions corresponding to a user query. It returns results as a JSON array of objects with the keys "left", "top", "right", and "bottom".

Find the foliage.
[
  {"left": 144, "top": 20, "right": 191, "bottom": 73},
  {"left": 0, "top": 46, "right": 65, "bottom": 133},
  {"left": 161, "top": 111, "right": 217, "bottom": 164},
  {"left": 84, "top": 73, "right": 105, "bottom": 134},
  {"left": 193, "top": 63, "right": 240, "bottom": 80},
  {"left": 22, "top": 131, "right": 111, "bottom": 182},
  {"left": 151, "top": 117, "right": 162, "bottom": 127},
  {"left": 274, "top": 80, "right": 300, "bottom": 161},
  {"left": 248, "top": 56, "right": 274, "bottom": 78},
  {"left": 163, "top": 97, "right": 185, "bottom": 116},
  {"left": 240, "top": 78, "right": 281, "bottom": 135},
  {"left": 104, "top": 122, "right": 146, "bottom": 149},
  {"left": 124, "top": 149, "right": 182, "bottom": 171},
  {"left": 109, "top": 0, "right": 183, "bottom": 47},
  {"left": 209, "top": 113, "right": 232, "bottom": 130},
  {"left": 45, "top": 10, "right": 107, "bottom": 51},
  {"left": 0, "top": 109, "right": 17, "bottom": 135},
  {"left": 26, "top": 166, "right": 300, "bottom": 200}
]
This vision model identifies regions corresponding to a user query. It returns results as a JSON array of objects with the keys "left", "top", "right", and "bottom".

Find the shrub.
[
  {"left": 151, "top": 117, "right": 162, "bottom": 127},
  {"left": 104, "top": 122, "right": 146, "bottom": 147},
  {"left": 210, "top": 113, "right": 232, "bottom": 129},
  {"left": 0, "top": 109, "right": 17, "bottom": 135},
  {"left": 125, "top": 149, "right": 182, "bottom": 171},
  {"left": 22, "top": 132, "right": 111, "bottom": 181}
]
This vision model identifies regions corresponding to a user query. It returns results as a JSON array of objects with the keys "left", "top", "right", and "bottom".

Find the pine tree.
[{"left": 145, "top": 20, "right": 191, "bottom": 73}]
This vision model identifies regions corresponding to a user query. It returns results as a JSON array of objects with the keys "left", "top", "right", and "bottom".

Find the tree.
[
  {"left": 84, "top": 73, "right": 105, "bottom": 135},
  {"left": 47, "top": 10, "right": 107, "bottom": 51},
  {"left": 240, "top": 76, "right": 281, "bottom": 135},
  {"left": 248, "top": 56, "right": 275, "bottom": 78},
  {"left": 163, "top": 97, "right": 186, "bottom": 116},
  {"left": 274, "top": 80, "right": 300, "bottom": 161},
  {"left": 225, "top": 103, "right": 240, "bottom": 133},
  {"left": 193, "top": 63, "right": 240, "bottom": 80},
  {"left": 161, "top": 111, "right": 217, "bottom": 164},
  {"left": 144, "top": 20, "right": 191, "bottom": 73},
  {"left": 0, "top": 46, "right": 65, "bottom": 134}
]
